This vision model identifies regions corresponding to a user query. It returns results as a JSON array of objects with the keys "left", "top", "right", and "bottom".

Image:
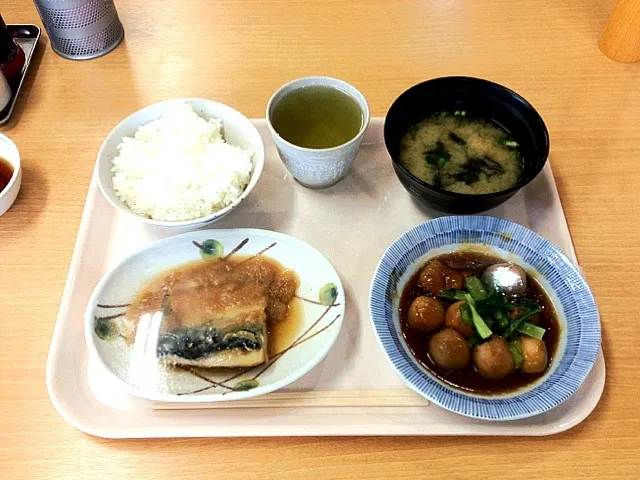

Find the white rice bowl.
[{"left": 111, "top": 103, "right": 254, "bottom": 222}]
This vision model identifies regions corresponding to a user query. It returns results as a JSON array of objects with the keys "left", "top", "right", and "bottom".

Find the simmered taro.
[
  {"left": 428, "top": 328, "right": 470, "bottom": 370},
  {"left": 473, "top": 336, "right": 515, "bottom": 380},
  {"left": 520, "top": 336, "right": 548, "bottom": 374},
  {"left": 444, "top": 301, "right": 474, "bottom": 338},
  {"left": 408, "top": 296, "right": 445, "bottom": 332},
  {"left": 399, "top": 251, "right": 560, "bottom": 394}
]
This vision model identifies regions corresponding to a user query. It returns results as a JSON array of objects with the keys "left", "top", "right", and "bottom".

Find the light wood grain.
[
  {"left": 153, "top": 389, "right": 428, "bottom": 410},
  {"left": 600, "top": 0, "right": 640, "bottom": 62},
  {"left": 1, "top": 0, "right": 639, "bottom": 478}
]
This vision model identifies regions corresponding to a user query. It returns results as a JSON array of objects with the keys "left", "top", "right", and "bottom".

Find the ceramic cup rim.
[
  {"left": 265, "top": 75, "right": 371, "bottom": 153},
  {"left": 0, "top": 133, "right": 21, "bottom": 199}
]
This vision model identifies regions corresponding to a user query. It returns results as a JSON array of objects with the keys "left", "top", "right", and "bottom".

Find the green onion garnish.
[
  {"left": 460, "top": 302, "right": 474, "bottom": 326},
  {"left": 467, "top": 336, "right": 480, "bottom": 348},
  {"left": 439, "top": 289, "right": 468, "bottom": 301},
  {"left": 508, "top": 339, "right": 524, "bottom": 369},
  {"left": 465, "top": 276, "right": 488, "bottom": 301},
  {"left": 502, "top": 305, "right": 542, "bottom": 338},
  {"left": 499, "top": 138, "right": 519, "bottom": 148},
  {"left": 494, "top": 310, "right": 510, "bottom": 330},
  {"left": 517, "top": 322, "right": 546, "bottom": 340},
  {"left": 475, "top": 291, "right": 507, "bottom": 316},
  {"left": 464, "top": 294, "right": 493, "bottom": 340}
]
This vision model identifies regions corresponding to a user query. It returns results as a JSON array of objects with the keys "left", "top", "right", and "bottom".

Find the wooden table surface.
[{"left": 1, "top": 0, "right": 639, "bottom": 478}]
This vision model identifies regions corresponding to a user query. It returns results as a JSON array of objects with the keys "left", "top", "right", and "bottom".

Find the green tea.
[{"left": 270, "top": 86, "right": 363, "bottom": 149}]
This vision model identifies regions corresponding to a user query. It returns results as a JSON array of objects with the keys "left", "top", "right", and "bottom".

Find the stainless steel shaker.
[{"left": 33, "top": 0, "right": 124, "bottom": 60}]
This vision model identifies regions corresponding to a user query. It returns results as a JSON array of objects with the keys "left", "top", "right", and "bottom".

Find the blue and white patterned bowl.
[{"left": 369, "top": 216, "right": 601, "bottom": 421}]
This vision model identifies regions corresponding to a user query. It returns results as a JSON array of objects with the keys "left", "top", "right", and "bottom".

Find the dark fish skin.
[{"left": 157, "top": 325, "right": 263, "bottom": 360}]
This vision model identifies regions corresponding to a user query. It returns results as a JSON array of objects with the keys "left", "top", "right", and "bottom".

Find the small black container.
[
  {"left": 0, "top": 24, "right": 40, "bottom": 125},
  {"left": 384, "top": 77, "right": 549, "bottom": 214}
]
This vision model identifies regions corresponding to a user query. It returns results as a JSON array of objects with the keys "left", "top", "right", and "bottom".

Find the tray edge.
[{"left": 45, "top": 118, "right": 607, "bottom": 438}]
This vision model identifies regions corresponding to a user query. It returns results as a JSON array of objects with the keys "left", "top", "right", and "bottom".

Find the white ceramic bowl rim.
[
  {"left": 265, "top": 76, "right": 371, "bottom": 153},
  {"left": 0, "top": 133, "right": 20, "bottom": 199},
  {"left": 96, "top": 98, "right": 265, "bottom": 228}
]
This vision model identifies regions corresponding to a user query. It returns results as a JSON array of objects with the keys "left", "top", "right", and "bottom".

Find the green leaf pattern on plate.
[
  {"left": 95, "top": 317, "right": 118, "bottom": 341},
  {"left": 198, "top": 239, "right": 224, "bottom": 259},
  {"left": 319, "top": 283, "right": 338, "bottom": 306},
  {"left": 233, "top": 379, "right": 260, "bottom": 391}
]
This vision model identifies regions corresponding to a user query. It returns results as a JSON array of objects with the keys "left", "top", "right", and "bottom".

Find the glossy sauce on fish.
[{"left": 122, "top": 255, "right": 301, "bottom": 367}]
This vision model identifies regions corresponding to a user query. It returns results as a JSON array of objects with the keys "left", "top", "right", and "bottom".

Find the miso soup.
[
  {"left": 399, "top": 112, "right": 522, "bottom": 195},
  {"left": 270, "top": 86, "right": 363, "bottom": 149}
]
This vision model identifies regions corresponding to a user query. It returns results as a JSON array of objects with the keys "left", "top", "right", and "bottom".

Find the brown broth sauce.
[
  {"left": 399, "top": 252, "right": 561, "bottom": 395},
  {"left": 0, "top": 156, "right": 14, "bottom": 193},
  {"left": 269, "top": 296, "right": 302, "bottom": 355}
]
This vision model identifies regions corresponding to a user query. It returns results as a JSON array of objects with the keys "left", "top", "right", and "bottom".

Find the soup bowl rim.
[{"left": 384, "top": 76, "right": 550, "bottom": 200}]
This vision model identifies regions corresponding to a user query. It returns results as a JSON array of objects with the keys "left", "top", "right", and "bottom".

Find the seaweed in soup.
[{"left": 399, "top": 112, "right": 522, "bottom": 195}]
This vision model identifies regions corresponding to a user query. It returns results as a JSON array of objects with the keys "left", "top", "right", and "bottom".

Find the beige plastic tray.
[{"left": 46, "top": 118, "right": 605, "bottom": 437}]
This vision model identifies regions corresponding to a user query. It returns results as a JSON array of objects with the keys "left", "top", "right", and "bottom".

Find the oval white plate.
[{"left": 85, "top": 229, "right": 345, "bottom": 403}]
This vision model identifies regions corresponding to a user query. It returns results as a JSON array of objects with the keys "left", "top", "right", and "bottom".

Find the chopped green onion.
[
  {"left": 467, "top": 336, "right": 480, "bottom": 348},
  {"left": 454, "top": 110, "right": 467, "bottom": 117},
  {"left": 502, "top": 305, "right": 542, "bottom": 338},
  {"left": 425, "top": 142, "right": 450, "bottom": 168},
  {"left": 464, "top": 294, "right": 493, "bottom": 340},
  {"left": 426, "top": 155, "right": 448, "bottom": 168},
  {"left": 465, "top": 294, "right": 476, "bottom": 307},
  {"left": 494, "top": 310, "right": 510, "bottom": 330},
  {"left": 508, "top": 339, "right": 524, "bottom": 369},
  {"left": 465, "top": 276, "right": 488, "bottom": 301},
  {"left": 460, "top": 302, "right": 474, "bottom": 326},
  {"left": 517, "top": 322, "right": 546, "bottom": 340},
  {"left": 499, "top": 138, "right": 519, "bottom": 148},
  {"left": 475, "top": 291, "right": 507, "bottom": 316},
  {"left": 439, "top": 289, "right": 468, "bottom": 301}
]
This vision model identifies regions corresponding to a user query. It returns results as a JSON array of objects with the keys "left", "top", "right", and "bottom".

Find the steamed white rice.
[{"left": 111, "top": 103, "right": 253, "bottom": 222}]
